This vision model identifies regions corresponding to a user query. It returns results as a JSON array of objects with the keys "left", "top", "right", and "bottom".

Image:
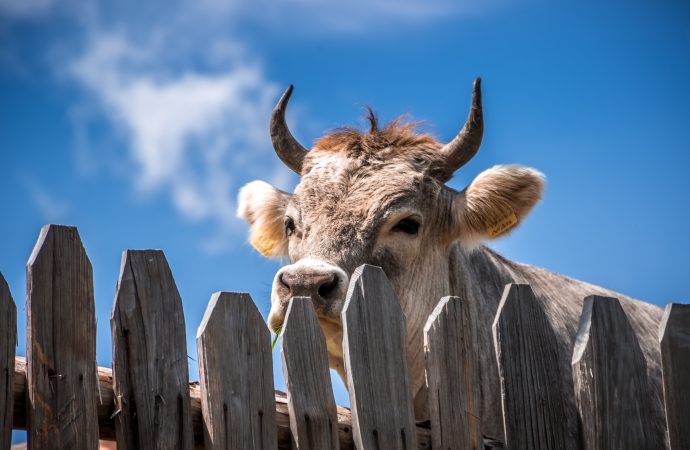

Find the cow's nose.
[{"left": 279, "top": 270, "right": 339, "bottom": 300}]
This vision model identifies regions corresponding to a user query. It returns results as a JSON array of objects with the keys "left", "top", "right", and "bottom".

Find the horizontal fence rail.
[{"left": 0, "top": 224, "right": 688, "bottom": 450}]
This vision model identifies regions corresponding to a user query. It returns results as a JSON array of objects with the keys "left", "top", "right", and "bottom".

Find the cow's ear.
[
  {"left": 237, "top": 180, "right": 291, "bottom": 257},
  {"left": 451, "top": 165, "right": 545, "bottom": 247}
]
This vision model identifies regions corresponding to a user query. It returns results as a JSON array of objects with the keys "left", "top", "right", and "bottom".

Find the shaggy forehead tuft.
[{"left": 312, "top": 111, "right": 441, "bottom": 158}]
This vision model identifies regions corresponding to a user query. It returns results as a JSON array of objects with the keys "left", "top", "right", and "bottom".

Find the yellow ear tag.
[
  {"left": 486, "top": 209, "right": 518, "bottom": 238},
  {"left": 250, "top": 231, "right": 280, "bottom": 257}
]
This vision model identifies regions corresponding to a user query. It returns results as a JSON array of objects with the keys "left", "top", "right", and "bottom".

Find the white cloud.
[
  {"left": 0, "top": 0, "right": 55, "bottom": 18},
  {"left": 68, "top": 32, "right": 293, "bottom": 252},
  {"left": 22, "top": 176, "right": 71, "bottom": 222},
  {"left": 195, "top": 0, "right": 497, "bottom": 33}
]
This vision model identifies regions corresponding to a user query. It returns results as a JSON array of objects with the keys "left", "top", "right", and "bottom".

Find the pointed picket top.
[
  {"left": 342, "top": 264, "right": 416, "bottom": 450},
  {"left": 424, "top": 296, "right": 482, "bottom": 449},
  {"left": 659, "top": 303, "right": 690, "bottom": 450},
  {"left": 492, "top": 283, "right": 574, "bottom": 450},
  {"left": 26, "top": 225, "right": 99, "bottom": 449},
  {"left": 572, "top": 295, "right": 663, "bottom": 449},
  {"left": 196, "top": 292, "right": 277, "bottom": 450},
  {"left": 281, "top": 296, "right": 339, "bottom": 449},
  {"left": 111, "top": 250, "right": 193, "bottom": 450},
  {"left": 0, "top": 273, "right": 16, "bottom": 450}
]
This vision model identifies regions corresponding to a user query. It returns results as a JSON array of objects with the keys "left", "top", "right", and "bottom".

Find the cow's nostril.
[
  {"left": 318, "top": 275, "right": 338, "bottom": 299},
  {"left": 280, "top": 272, "right": 299, "bottom": 290},
  {"left": 279, "top": 273, "right": 288, "bottom": 289}
]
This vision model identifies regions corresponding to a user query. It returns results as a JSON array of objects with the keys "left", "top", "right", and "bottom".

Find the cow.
[{"left": 237, "top": 79, "right": 666, "bottom": 445}]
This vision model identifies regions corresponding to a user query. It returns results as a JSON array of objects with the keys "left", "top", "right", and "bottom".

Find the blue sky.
[{"left": 1, "top": 0, "right": 689, "bottom": 439}]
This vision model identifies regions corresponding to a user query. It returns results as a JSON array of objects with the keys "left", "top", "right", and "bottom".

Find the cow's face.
[{"left": 237, "top": 80, "right": 544, "bottom": 375}]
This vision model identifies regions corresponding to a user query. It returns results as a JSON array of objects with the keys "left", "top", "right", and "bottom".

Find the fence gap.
[
  {"left": 0, "top": 273, "right": 16, "bottom": 450},
  {"left": 492, "top": 283, "right": 573, "bottom": 450},
  {"left": 658, "top": 303, "right": 690, "bottom": 450},
  {"left": 26, "top": 225, "right": 99, "bottom": 449},
  {"left": 196, "top": 292, "right": 277, "bottom": 449},
  {"left": 111, "top": 250, "right": 193, "bottom": 450},
  {"left": 424, "top": 296, "right": 482, "bottom": 449},
  {"left": 281, "top": 296, "right": 339, "bottom": 450},
  {"left": 572, "top": 295, "right": 662, "bottom": 449},
  {"left": 342, "top": 264, "right": 417, "bottom": 450}
]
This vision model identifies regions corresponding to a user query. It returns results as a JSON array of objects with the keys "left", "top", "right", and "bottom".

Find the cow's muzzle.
[{"left": 268, "top": 258, "right": 349, "bottom": 332}]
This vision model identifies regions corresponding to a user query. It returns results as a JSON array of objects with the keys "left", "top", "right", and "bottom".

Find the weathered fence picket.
[
  {"left": 423, "top": 296, "right": 482, "bottom": 450},
  {"left": 0, "top": 274, "right": 16, "bottom": 450},
  {"left": 281, "top": 297, "right": 339, "bottom": 450},
  {"left": 26, "top": 225, "right": 99, "bottom": 450},
  {"left": 196, "top": 292, "right": 277, "bottom": 449},
  {"left": 571, "top": 295, "right": 661, "bottom": 449},
  {"left": 111, "top": 250, "right": 193, "bottom": 450},
  {"left": 492, "top": 283, "right": 573, "bottom": 450},
  {"left": 342, "top": 264, "right": 417, "bottom": 450},
  {"left": 659, "top": 303, "right": 690, "bottom": 450}
]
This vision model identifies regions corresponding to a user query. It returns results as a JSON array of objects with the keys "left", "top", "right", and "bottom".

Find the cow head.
[{"left": 237, "top": 79, "right": 544, "bottom": 381}]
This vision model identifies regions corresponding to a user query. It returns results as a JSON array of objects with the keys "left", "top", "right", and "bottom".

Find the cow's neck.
[{"left": 401, "top": 243, "right": 521, "bottom": 419}]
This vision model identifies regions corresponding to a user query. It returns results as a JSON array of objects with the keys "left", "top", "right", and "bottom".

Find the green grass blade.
[{"left": 271, "top": 326, "right": 282, "bottom": 350}]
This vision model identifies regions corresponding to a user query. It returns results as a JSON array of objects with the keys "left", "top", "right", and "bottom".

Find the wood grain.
[
  {"left": 492, "top": 283, "right": 572, "bottom": 450},
  {"left": 196, "top": 292, "right": 277, "bottom": 449},
  {"left": 342, "top": 264, "right": 417, "bottom": 450},
  {"left": 424, "top": 296, "right": 482, "bottom": 450},
  {"left": 10, "top": 356, "right": 433, "bottom": 449},
  {"left": 111, "top": 250, "right": 193, "bottom": 450},
  {"left": 658, "top": 303, "right": 690, "bottom": 450},
  {"left": 281, "top": 297, "right": 339, "bottom": 449},
  {"left": 0, "top": 273, "right": 16, "bottom": 450},
  {"left": 26, "top": 225, "right": 99, "bottom": 449},
  {"left": 572, "top": 295, "right": 661, "bottom": 449}
]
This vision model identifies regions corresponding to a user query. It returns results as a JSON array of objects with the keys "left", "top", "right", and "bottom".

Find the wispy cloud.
[
  {"left": 0, "top": 0, "right": 55, "bottom": 18},
  {"left": 195, "top": 0, "right": 488, "bottom": 33},
  {"left": 22, "top": 176, "right": 71, "bottom": 223},
  {"left": 68, "top": 32, "right": 294, "bottom": 252}
]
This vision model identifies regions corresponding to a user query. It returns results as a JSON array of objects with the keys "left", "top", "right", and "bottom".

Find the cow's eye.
[
  {"left": 284, "top": 217, "right": 296, "bottom": 237},
  {"left": 391, "top": 218, "right": 420, "bottom": 235}
]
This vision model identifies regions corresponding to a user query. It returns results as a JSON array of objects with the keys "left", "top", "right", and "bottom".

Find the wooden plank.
[
  {"left": 11, "top": 356, "right": 436, "bottom": 449},
  {"left": 492, "top": 283, "right": 572, "bottom": 450},
  {"left": 111, "top": 250, "right": 193, "bottom": 450},
  {"left": 659, "top": 303, "right": 690, "bottom": 450},
  {"left": 572, "top": 295, "right": 661, "bottom": 449},
  {"left": 423, "top": 296, "right": 482, "bottom": 449},
  {"left": 281, "top": 297, "right": 339, "bottom": 449},
  {"left": 342, "top": 264, "right": 417, "bottom": 450},
  {"left": 26, "top": 225, "right": 99, "bottom": 449},
  {"left": 0, "top": 274, "right": 16, "bottom": 450},
  {"left": 196, "top": 292, "right": 277, "bottom": 449}
]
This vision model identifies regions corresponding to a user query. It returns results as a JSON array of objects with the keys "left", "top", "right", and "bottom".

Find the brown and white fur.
[{"left": 237, "top": 100, "right": 665, "bottom": 445}]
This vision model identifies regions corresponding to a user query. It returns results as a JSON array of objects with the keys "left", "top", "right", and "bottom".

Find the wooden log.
[
  {"left": 658, "top": 303, "right": 690, "bottom": 450},
  {"left": 0, "top": 274, "right": 16, "bottom": 450},
  {"left": 424, "top": 296, "right": 482, "bottom": 449},
  {"left": 572, "top": 295, "right": 661, "bottom": 449},
  {"left": 10, "top": 356, "right": 433, "bottom": 449},
  {"left": 492, "top": 283, "right": 573, "bottom": 450},
  {"left": 281, "top": 297, "right": 339, "bottom": 449},
  {"left": 196, "top": 292, "right": 277, "bottom": 449},
  {"left": 26, "top": 225, "right": 99, "bottom": 449},
  {"left": 111, "top": 250, "right": 193, "bottom": 450},
  {"left": 342, "top": 264, "right": 417, "bottom": 450}
]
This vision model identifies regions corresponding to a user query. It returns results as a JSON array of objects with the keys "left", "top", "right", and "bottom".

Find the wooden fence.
[{"left": 0, "top": 224, "right": 688, "bottom": 449}]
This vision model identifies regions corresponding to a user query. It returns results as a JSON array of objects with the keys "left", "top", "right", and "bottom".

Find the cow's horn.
[
  {"left": 438, "top": 77, "right": 484, "bottom": 180},
  {"left": 270, "top": 85, "right": 308, "bottom": 174}
]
